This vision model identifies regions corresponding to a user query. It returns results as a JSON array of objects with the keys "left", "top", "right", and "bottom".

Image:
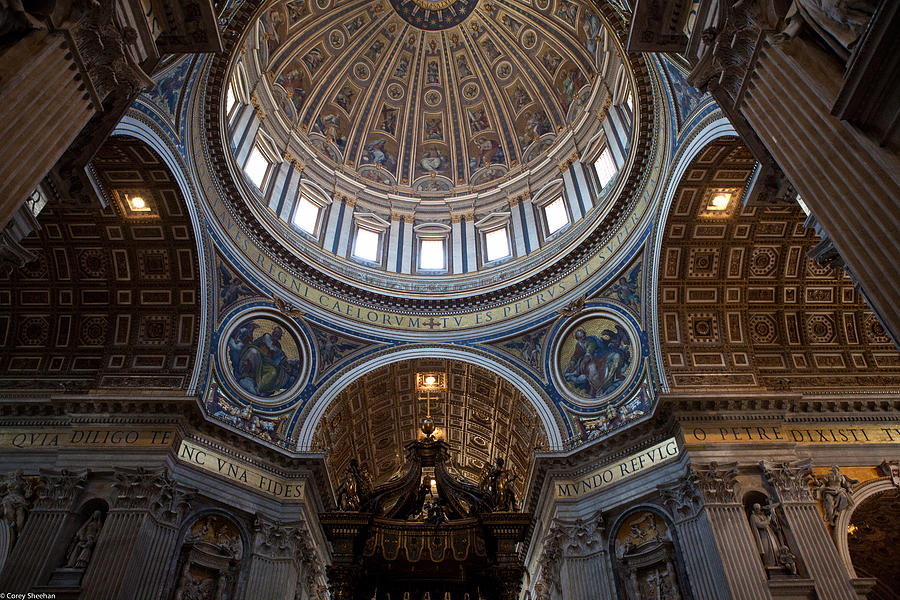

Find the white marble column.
[
  {"left": 231, "top": 106, "right": 260, "bottom": 165},
  {"left": 507, "top": 198, "right": 527, "bottom": 258}
]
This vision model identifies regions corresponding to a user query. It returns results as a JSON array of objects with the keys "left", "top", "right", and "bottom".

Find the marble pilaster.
[
  {"left": 80, "top": 467, "right": 192, "bottom": 600},
  {"left": 762, "top": 460, "right": 858, "bottom": 599},
  {"left": 0, "top": 469, "right": 88, "bottom": 591}
]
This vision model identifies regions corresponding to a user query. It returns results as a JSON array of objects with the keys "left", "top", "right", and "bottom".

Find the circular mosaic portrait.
[
  {"left": 223, "top": 315, "right": 305, "bottom": 400},
  {"left": 555, "top": 313, "right": 638, "bottom": 404}
]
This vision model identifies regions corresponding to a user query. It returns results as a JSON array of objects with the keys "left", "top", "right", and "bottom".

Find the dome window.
[
  {"left": 419, "top": 238, "right": 446, "bottom": 271},
  {"left": 352, "top": 227, "right": 381, "bottom": 263},
  {"left": 543, "top": 196, "right": 570, "bottom": 235},
  {"left": 244, "top": 144, "right": 272, "bottom": 191},
  {"left": 226, "top": 83, "right": 237, "bottom": 120},
  {"left": 485, "top": 227, "right": 511, "bottom": 262},
  {"left": 291, "top": 195, "right": 321, "bottom": 236},
  {"left": 594, "top": 146, "right": 617, "bottom": 189}
]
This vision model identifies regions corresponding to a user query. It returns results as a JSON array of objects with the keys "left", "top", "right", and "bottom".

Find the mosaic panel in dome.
[
  {"left": 556, "top": 314, "right": 636, "bottom": 403},
  {"left": 657, "top": 137, "right": 900, "bottom": 391},
  {"left": 224, "top": 317, "right": 303, "bottom": 398}
]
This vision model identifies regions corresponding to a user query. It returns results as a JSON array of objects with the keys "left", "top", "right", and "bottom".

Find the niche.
[
  {"left": 742, "top": 491, "right": 800, "bottom": 579},
  {"left": 170, "top": 514, "right": 243, "bottom": 600},
  {"left": 47, "top": 498, "right": 108, "bottom": 587},
  {"left": 613, "top": 511, "right": 684, "bottom": 600}
]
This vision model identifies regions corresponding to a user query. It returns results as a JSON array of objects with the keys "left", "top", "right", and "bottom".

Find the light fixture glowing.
[
  {"left": 425, "top": 375, "right": 436, "bottom": 386},
  {"left": 707, "top": 193, "right": 731, "bottom": 211},
  {"left": 126, "top": 194, "right": 151, "bottom": 212},
  {"left": 848, "top": 524, "right": 858, "bottom": 535}
]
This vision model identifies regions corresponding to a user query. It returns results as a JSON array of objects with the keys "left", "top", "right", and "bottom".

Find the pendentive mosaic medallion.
[
  {"left": 223, "top": 315, "right": 304, "bottom": 399},
  {"left": 555, "top": 312, "right": 638, "bottom": 405}
]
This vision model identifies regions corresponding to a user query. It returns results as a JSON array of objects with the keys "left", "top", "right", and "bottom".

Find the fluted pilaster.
[
  {"left": 659, "top": 469, "right": 731, "bottom": 600},
  {"left": 0, "top": 469, "right": 88, "bottom": 590},
  {"left": 762, "top": 460, "right": 857, "bottom": 599},
  {"left": 691, "top": 462, "right": 772, "bottom": 600},
  {"left": 81, "top": 467, "right": 192, "bottom": 600}
]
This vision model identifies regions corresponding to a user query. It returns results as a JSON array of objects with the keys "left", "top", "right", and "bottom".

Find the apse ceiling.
[
  {"left": 253, "top": 0, "right": 606, "bottom": 193},
  {"left": 313, "top": 358, "right": 549, "bottom": 502}
]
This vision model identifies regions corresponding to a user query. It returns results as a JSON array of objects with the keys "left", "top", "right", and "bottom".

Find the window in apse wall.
[
  {"left": 291, "top": 195, "right": 320, "bottom": 235},
  {"left": 419, "top": 238, "right": 446, "bottom": 270},
  {"left": 244, "top": 145, "right": 271, "bottom": 190},
  {"left": 353, "top": 227, "right": 380, "bottom": 262},
  {"left": 594, "top": 147, "right": 617, "bottom": 188},
  {"left": 544, "top": 196, "right": 569, "bottom": 234},
  {"left": 485, "top": 227, "right": 511, "bottom": 262}
]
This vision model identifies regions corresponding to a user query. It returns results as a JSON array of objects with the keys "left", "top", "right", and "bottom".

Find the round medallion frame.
[
  {"left": 217, "top": 308, "right": 310, "bottom": 406},
  {"left": 550, "top": 307, "right": 642, "bottom": 408}
]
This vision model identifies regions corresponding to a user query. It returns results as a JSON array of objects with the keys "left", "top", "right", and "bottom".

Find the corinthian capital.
[
  {"left": 36, "top": 469, "right": 89, "bottom": 511},
  {"left": 761, "top": 459, "right": 813, "bottom": 503},
  {"left": 111, "top": 467, "right": 165, "bottom": 510},
  {"left": 253, "top": 515, "right": 301, "bottom": 560},
  {"left": 658, "top": 466, "right": 703, "bottom": 519},
  {"left": 691, "top": 461, "right": 740, "bottom": 505}
]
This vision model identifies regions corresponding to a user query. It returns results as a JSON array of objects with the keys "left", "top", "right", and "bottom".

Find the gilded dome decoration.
[
  {"left": 208, "top": 0, "right": 657, "bottom": 315},
  {"left": 254, "top": 0, "right": 604, "bottom": 194}
]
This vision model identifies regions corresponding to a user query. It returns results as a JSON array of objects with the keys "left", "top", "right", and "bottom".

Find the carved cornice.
[
  {"left": 761, "top": 459, "right": 814, "bottom": 503},
  {"left": 662, "top": 392, "right": 900, "bottom": 420}
]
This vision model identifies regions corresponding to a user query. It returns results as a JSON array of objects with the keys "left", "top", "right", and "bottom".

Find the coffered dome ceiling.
[{"left": 254, "top": 0, "right": 606, "bottom": 194}]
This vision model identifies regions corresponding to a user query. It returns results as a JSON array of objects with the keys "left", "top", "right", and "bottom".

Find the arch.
[
  {"left": 833, "top": 477, "right": 898, "bottom": 577},
  {"left": 649, "top": 116, "right": 736, "bottom": 391},
  {"left": 113, "top": 115, "right": 212, "bottom": 394},
  {"left": 295, "top": 345, "right": 565, "bottom": 450}
]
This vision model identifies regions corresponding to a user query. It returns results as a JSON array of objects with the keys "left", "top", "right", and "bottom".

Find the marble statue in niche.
[
  {"left": 64, "top": 510, "right": 104, "bottom": 569},
  {"left": 812, "top": 465, "right": 858, "bottom": 527},
  {"left": 747, "top": 501, "right": 798, "bottom": 576}
]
